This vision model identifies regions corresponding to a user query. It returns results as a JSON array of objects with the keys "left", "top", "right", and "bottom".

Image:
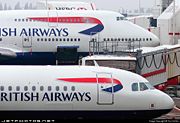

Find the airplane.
[
  {"left": 37, "top": 0, "right": 96, "bottom": 10},
  {"left": 0, "top": 65, "right": 174, "bottom": 119},
  {"left": 0, "top": 10, "right": 160, "bottom": 65}
]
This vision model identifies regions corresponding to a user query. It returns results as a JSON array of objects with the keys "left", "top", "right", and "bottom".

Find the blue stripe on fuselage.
[{"left": 0, "top": 52, "right": 89, "bottom": 65}]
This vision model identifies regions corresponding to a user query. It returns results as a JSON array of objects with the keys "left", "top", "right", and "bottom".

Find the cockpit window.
[
  {"left": 140, "top": 82, "right": 148, "bottom": 91},
  {"left": 132, "top": 83, "right": 138, "bottom": 91},
  {"left": 145, "top": 82, "right": 155, "bottom": 90},
  {"left": 116, "top": 17, "right": 124, "bottom": 21}
]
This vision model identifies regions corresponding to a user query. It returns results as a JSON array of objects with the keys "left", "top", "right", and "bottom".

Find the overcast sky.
[{"left": 0, "top": 0, "right": 158, "bottom": 11}]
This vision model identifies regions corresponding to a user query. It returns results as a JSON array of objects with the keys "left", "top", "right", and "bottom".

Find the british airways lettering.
[
  {"left": 0, "top": 28, "right": 69, "bottom": 37},
  {"left": 0, "top": 92, "right": 91, "bottom": 102}
]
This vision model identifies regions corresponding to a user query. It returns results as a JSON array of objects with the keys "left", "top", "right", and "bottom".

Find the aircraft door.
[
  {"left": 96, "top": 73, "right": 114, "bottom": 105},
  {"left": 48, "top": 11, "right": 58, "bottom": 27},
  {"left": 22, "top": 36, "right": 32, "bottom": 48}
]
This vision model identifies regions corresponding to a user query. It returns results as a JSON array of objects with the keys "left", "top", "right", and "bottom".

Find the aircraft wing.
[{"left": 0, "top": 44, "right": 23, "bottom": 61}]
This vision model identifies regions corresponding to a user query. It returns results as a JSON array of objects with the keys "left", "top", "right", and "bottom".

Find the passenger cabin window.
[
  {"left": 40, "top": 86, "right": 44, "bottom": 91},
  {"left": 48, "top": 86, "right": 52, "bottom": 91},
  {"left": 16, "top": 86, "right": 20, "bottom": 91},
  {"left": 56, "top": 86, "right": 60, "bottom": 91},
  {"left": 0, "top": 86, "right": 4, "bottom": 91},
  {"left": 64, "top": 86, "right": 67, "bottom": 91},
  {"left": 71, "top": 86, "right": 75, "bottom": 91},
  {"left": 24, "top": 86, "right": 28, "bottom": 91},
  {"left": 140, "top": 82, "right": 148, "bottom": 91},
  {"left": 8, "top": 86, "right": 12, "bottom": 91},
  {"left": 32, "top": 86, "right": 36, "bottom": 91},
  {"left": 132, "top": 83, "right": 138, "bottom": 91}
]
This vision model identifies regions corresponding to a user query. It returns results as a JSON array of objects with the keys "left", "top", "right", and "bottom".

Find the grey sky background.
[{"left": 0, "top": 0, "right": 157, "bottom": 11}]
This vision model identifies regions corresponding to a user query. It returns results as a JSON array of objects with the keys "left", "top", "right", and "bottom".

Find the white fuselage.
[
  {"left": 0, "top": 66, "right": 173, "bottom": 111},
  {"left": 0, "top": 10, "right": 160, "bottom": 53}
]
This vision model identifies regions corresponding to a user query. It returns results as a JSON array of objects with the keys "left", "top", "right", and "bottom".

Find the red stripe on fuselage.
[
  {"left": 28, "top": 17, "right": 102, "bottom": 24},
  {"left": 57, "top": 78, "right": 121, "bottom": 84}
]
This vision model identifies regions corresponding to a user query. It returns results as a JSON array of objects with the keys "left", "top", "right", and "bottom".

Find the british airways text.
[
  {"left": 0, "top": 28, "right": 69, "bottom": 37},
  {"left": 0, "top": 92, "right": 91, "bottom": 102}
]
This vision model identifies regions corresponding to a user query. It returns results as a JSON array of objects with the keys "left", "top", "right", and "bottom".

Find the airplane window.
[
  {"left": 120, "top": 17, "right": 124, "bottom": 20},
  {"left": 116, "top": 17, "right": 120, "bottom": 21},
  {"left": 107, "top": 38, "right": 110, "bottom": 41},
  {"left": 52, "top": 38, "right": 55, "bottom": 41},
  {"left": 37, "top": 38, "right": 40, "bottom": 41},
  {"left": 63, "top": 38, "right": 66, "bottom": 41},
  {"left": 0, "top": 38, "right": 2, "bottom": 41},
  {"left": 48, "top": 86, "right": 52, "bottom": 91},
  {"left": 59, "top": 39, "right": 62, "bottom": 41},
  {"left": 8, "top": 86, "right": 12, "bottom": 91},
  {"left": 114, "top": 38, "right": 117, "bottom": 41},
  {"left": 40, "top": 86, "right": 44, "bottom": 91},
  {"left": 56, "top": 86, "right": 60, "bottom": 91},
  {"left": 139, "top": 38, "right": 142, "bottom": 41},
  {"left": 118, "top": 38, "right": 120, "bottom": 41},
  {"left": 103, "top": 38, "right": 106, "bottom": 41},
  {"left": 24, "top": 86, "right": 28, "bottom": 91},
  {"left": 67, "top": 38, "right": 69, "bottom": 42},
  {"left": 18, "top": 19, "right": 21, "bottom": 22},
  {"left": 48, "top": 38, "right": 51, "bottom": 41},
  {"left": 0, "top": 86, "right": 4, "bottom": 91},
  {"left": 74, "top": 38, "right": 77, "bottom": 41},
  {"left": 56, "top": 38, "right": 58, "bottom": 41},
  {"left": 71, "top": 38, "right": 73, "bottom": 41},
  {"left": 125, "top": 38, "right": 128, "bottom": 41},
  {"left": 140, "top": 83, "right": 148, "bottom": 91},
  {"left": 15, "top": 19, "right": 17, "bottom": 22},
  {"left": 45, "top": 38, "right": 47, "bottom": 42},
  {"left": 132, "top": 83, "right": 138, "bottom": 91},
  {"left": 129, "top": 38, "right": 131, "bottom": 41},
  {"left": 111, "top": 38, "right": 113, "bottom": 41},
  {"left": 78, "top": 38, "right": 80, "bottom": 41},
  {"left": 145, "top": 82, "right": 155, "bottom": 90},
  {"left": 122, "top": 38, "right": 124, "bottom": 41},
  {"left": 143, "top": 38, "right": 145, "bottom": 41},
  {"left": 41, "top": 38, "right": 43, "bottom": 41},
  {"left": 64, "top": 86, "right": 67, "bottom": 91},
  {"left": 71, "top": 86, "right": 75, "bottom": 91},
  {"left": 146, "top": 38, "right": 149, "bottom": 41},
  {"left": 16, "top": 86, "right": 20, "bottom": 91},
  {"left": 22, "top": 19, "right": 25, "bottom": 22},
  {"left": 150, "top": 38, "right": 152, "bottom": 41},
  {"left": 32, "top": 86, "right": 36, "bottom": 91},
  {"left": 26, "top": 19, "right": 28, "bottom": 22}
]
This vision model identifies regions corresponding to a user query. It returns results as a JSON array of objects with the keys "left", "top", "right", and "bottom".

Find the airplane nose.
[
  {"left": 162, "top": 93, "right": 174, "bottom": 110},
  {"left": 157, "top": 90, "right": 174, "bottom": 110}
]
